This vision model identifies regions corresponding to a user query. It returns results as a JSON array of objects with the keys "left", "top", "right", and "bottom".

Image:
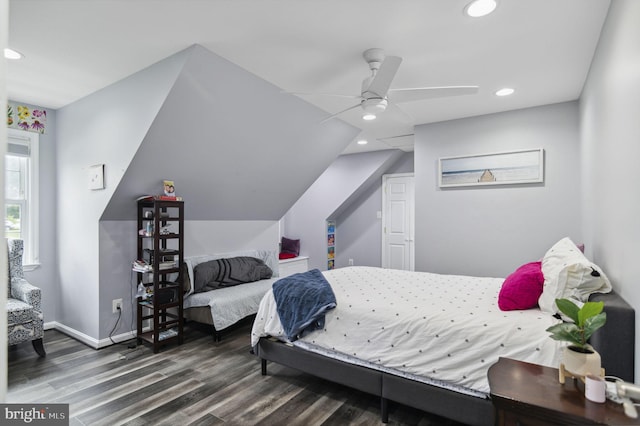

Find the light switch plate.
[{"left": 88, "top": 164, "right": 105, "bottom": 190}]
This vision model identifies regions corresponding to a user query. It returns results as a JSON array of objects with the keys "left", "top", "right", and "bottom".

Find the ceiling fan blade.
[
  {"left": 364, "top": 55, "right": 402, "bottom": 97},
  {"left": 387, "top": 101, "right": 414, "bottom": 123},
  {"left": 319, "top": 103, "right": 362, "bottom": 124},
  {"left": 283, "top": 90, "right": 362, "bottom": 100},
  {"left": 388, "top": 86, "right": 479, "bottom": 103}
]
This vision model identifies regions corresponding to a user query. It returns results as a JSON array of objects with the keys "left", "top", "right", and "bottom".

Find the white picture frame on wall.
[{"left": 438, "top": 148, "right": 544, "bottom": 188}]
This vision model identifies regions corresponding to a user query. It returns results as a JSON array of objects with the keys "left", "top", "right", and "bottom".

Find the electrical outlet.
[
  {"left": 348, "top": 259, "right": 354, "bottom": 266},
  {"left": 112, "top": 298, "right": 123, "bottom": 314}
]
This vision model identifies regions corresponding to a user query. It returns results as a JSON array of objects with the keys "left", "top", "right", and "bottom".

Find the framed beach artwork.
[{"left": 438, "top": 148, "right": 544, "bottom": 188}]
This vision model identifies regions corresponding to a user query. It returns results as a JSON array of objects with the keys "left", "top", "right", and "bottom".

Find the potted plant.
[{"left": 546, "top": 298, "right": 607, "bottom": 383}]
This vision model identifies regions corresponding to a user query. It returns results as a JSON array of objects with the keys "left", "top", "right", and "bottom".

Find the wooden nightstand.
[{"left": 488, "top": 357, "right": 636, "bottom": 425}]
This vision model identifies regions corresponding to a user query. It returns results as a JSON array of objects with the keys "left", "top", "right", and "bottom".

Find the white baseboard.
[{"left": 44, "top": 321, "right": 137, "bottom": 349}]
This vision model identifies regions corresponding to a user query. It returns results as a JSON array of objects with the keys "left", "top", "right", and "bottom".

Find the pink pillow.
[{"left": 498, "top": 261, "right": 544, "bottom": 311}]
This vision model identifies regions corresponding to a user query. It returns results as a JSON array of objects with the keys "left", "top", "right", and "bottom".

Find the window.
[{"left": 6, "top": 129, "right": 39, "bottom": 267}]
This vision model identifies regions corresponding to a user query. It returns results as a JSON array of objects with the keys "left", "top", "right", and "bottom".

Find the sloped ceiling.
[{"left": 103, "top": 45, "right": 360, "bottom": 220}]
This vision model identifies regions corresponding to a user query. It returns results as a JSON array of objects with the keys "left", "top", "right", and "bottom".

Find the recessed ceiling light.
[
  {"left": 465, "top": 0, "right": 497, "bottom": 17},
  {"left": 495, "top": 88, "right": 515, "bottom": 97},
  {"left": 362, "top": 113, "right": 376, "bottom": 121},
  {"left": 4, "top": 48, "right": 23, "bottom": 60},
  {"left": 357, "top": 139, "right": 368, "bottom": 145}
]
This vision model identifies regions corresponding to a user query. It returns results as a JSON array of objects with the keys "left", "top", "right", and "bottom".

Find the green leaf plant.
[{"left": 545, "top": 298, "right": 607, "bottom": 350}]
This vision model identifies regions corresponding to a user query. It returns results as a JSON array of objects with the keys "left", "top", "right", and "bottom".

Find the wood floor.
[{"left": 8, "top": 320, "right": 468, "bottom": 426}]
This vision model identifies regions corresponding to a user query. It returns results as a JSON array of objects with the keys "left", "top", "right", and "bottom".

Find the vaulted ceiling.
[{"left": 88, "top": 45, "right": 360, "bottom": 221}]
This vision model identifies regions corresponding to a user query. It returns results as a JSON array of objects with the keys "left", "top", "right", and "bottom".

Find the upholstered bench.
[{"left": 7, "top": 239, "right": 45, "bottom": 357}]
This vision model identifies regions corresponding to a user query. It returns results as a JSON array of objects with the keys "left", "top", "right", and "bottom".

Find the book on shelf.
[
  {"left": 132, "top": 260, "right": 177, "bottom": 272},
  {"left": 136, "top": 194, "right": 183, "bottom": 202},
  {"left": 158, "top": 261, "right": 177, "bottom": 270},
  {"left": 154, "top": 328, "right": 178, "bottom": 341},
  {"left": 132, "top": 260, "right": 152, "bottom": 272}
]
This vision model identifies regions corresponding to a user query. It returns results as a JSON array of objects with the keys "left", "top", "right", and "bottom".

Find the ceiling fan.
[{"left": 296, "top": 48, "right": 479, "bottom": 123}]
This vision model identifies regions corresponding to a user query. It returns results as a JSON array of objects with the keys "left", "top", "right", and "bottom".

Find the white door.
[{"left": 382, "top": 174, "right": 415, "bottom": 271}]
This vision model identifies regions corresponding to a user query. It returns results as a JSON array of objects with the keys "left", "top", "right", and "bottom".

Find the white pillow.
[{"left": 538, "top": 237, "right": 612, "bottom": 314}]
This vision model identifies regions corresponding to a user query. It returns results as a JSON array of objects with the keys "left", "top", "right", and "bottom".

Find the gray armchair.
[{"left": 7, "top": 239, "right": 45, "bottom": 357}]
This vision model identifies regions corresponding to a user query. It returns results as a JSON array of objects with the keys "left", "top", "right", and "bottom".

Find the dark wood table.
[{"left": 488, "top": 357, "right": 638, "bottom": 425}]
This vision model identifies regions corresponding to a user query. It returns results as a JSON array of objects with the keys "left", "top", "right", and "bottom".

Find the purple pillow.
[
  {"left": 281, "top": 237, "right": 300, "bottom": 256},
  {"left": 498, "top": 261, "right": 544, "bottom": 311}
]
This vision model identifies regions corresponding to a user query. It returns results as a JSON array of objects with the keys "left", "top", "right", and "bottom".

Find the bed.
[
  {"left": 251, "top": 240, "right": 635, "bottom": 425},
  {"left": 182, "top": 249, "right": 279, "bottom": 341}
]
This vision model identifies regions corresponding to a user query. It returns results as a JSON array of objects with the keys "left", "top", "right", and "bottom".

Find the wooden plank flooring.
[{"left": 8, "top": 320, "right": 467, "bottom": 425}]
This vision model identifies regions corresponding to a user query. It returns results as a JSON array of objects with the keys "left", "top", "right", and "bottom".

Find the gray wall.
[
  {"left": 283, "top": 150, "right": 403, "bottom": 271},
  {"left": 580, "top": 0, "right": 640, "bottom": 381},
  {"left": 99, "top": 220, "right": 279, "bottom": 341},
  {"left": 56, "top": 46, "right": 186, "bottom": 342},
  {"left": 414, "top": 101, "right": 582, "bottom": 278},
  {"left": 335, "top": 152, "right": 414, "bottom": 268},
  {"left": 103, "top": 45, "right": 359, "bottom": 221},
  {"left": 56, "top": 44, "right": 358, "bottom": 343}
]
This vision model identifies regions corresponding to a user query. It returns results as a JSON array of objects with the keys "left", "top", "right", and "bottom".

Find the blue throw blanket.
[{"left": 272, "top": 269, "right": 337, "bottom": 341}]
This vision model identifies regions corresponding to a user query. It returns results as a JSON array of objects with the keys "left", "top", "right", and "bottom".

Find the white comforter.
[{"left": 251, "top": 266, "right": 562, "bottom": 394}]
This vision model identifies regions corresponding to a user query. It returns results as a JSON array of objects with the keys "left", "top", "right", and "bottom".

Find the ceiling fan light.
[
  {"left": 465, "top": 0, "right": 497, "bottom": 17},
  {"left": 4, "top": 48, "right": 23, "bottom": 60},
  {"left": 361, "top": 98, "right": 388, "bottom": 121},
  {"left": 495, "top": 87, "right": 515, "bottom": 96}
]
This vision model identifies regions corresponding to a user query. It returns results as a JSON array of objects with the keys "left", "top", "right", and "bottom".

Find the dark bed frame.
[
  {"left": 254, "top": 290, "right": 635, "bottom": 425},
  {"left": 184, "top": 305, "right": 226, "bottom": 342}
]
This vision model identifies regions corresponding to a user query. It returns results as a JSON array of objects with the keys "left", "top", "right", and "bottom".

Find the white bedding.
[{"left": 251, "top": 266, "right": 562, "bottom": 395}]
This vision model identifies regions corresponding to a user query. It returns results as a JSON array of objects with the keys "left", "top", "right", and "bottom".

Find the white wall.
[
  {"left": 580, "top": 0, "right": 640, "bottom": 381},
  {"left": 414, "top": 102, "right": 582, "bottom": 278}
]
